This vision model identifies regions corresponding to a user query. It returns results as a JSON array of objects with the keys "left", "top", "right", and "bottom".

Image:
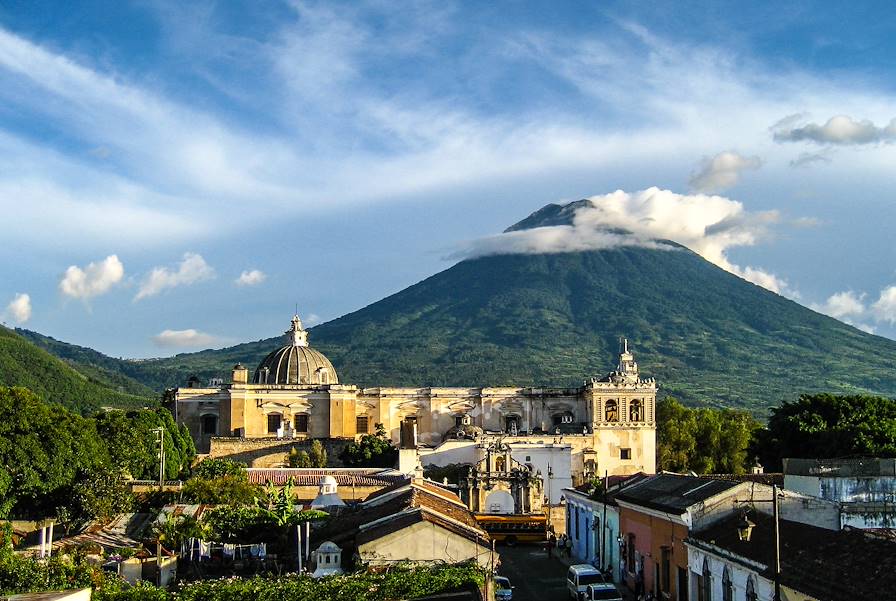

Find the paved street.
[{"left": 496, "top": 544, "right": 570, "bottom": 601}]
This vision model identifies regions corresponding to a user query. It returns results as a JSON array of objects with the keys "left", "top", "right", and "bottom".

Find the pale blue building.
[{"left": 564, "top": 474, "right": 647, "bottom": 582}]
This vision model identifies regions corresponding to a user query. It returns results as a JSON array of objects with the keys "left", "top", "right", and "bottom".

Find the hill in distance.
[
  {"left": 21, "top": 201, "right": 896, "bottom": 416},
  {"left": 0, "top": 326, "right": 154, "bottom": 413}
]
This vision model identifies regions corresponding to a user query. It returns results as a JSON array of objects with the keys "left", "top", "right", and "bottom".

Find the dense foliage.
[
  {"left": 54, "top": 562, "right": 483, "bottom": 601},
  {"left": 752, "top": 393, "right": 896, "bottom": 470},
  {"left": 181, "top": 474, "right": 260, "bottom": 506},
  {"left": 656, "top": 398, "right": 760, "bottom": 474},
  {"left": 94, "top": 408, "right": 195, "bottom": 480},
  {"left": 340, "top": 423, "right": 398, "bottom": 468},
  {"left": 192, "top": 458, "right": 246, "bottom": 480},
  {"left": 0, "top": 551, "right": 103, "bottom": 596},
  {"left": 0, "top": 386, "right": 193, "bottom": 520},
  {"left": 181, "top": 460, "right": 259, "bottom": 505},
  {"left": 0, "top": 326, "right": 151, "bottom": 413}
]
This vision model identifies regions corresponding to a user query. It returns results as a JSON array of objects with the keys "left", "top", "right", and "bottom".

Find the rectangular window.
[
  {"left": 267, "top": 413, "right": 281, "bottom": 434},
  {"left": 200, "top": 414, "right": 217, "bottom": 435},
  {"left": 627, "top": 534, "right": 636, "bottom": 573},
  {"left": 356, "top": 415, "right": 369, "bottom": 434},
  {"left": 621, "top": 448, "right": 632, "bottom": 460},
  {"left": 575, "top": 506, "right": 580, "bottom": 538},
  {"left": 294, "top": 414, "right": 309, "bottom": 433},
  {"left": 661, "top": 546, "right": 671, "bottom": 593}
]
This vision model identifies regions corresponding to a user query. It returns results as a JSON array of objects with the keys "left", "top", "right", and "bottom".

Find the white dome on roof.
[{"left": 311, "top": 474, "right": 345, "bottom": 509}]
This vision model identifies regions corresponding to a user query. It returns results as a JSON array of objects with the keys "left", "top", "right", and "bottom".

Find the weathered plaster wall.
[
  {"left": 357, "top": 520, "right": 494, "bottom": 568},
  {"left": 208, "top": 437, "right": 351, "bottom": 467}
]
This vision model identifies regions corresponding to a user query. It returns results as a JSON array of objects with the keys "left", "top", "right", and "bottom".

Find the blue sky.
[{"left": 1, "top": 1, "right": 895, "bottom": 357}]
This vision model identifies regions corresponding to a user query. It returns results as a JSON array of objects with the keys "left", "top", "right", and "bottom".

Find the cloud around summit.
[{"left": 454, "top": 188, "right": 792, "bottom": 295}]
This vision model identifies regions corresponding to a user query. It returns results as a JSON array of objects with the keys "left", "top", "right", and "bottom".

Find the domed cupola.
[{"left": 253, "top": 315, "right": 338, "bottom": 385}]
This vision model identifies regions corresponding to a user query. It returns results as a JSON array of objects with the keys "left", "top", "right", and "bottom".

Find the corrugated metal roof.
[{"left": 615, "top": 474, "right": 741, "bottom": 514}]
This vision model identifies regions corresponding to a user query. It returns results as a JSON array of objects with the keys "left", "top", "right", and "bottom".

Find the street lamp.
[
  {"left": 734, "top": 484, "right": 783, "bottom": 601},
  {"left": 736, "top": 512, "right": 756, "bottom": 542}
]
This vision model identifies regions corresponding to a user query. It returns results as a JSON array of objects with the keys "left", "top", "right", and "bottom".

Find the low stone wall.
[{"left": 208, "top": 437, "right": 353, "bottom": 468}]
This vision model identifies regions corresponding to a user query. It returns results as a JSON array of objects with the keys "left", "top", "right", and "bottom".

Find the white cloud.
[
  {"left": 689, "top": 151, "right": 762, "bottom": 193},
  {"left": 5, "top": 293, "right": 31, "bottom": 324},
  {"left": 871, "top": 286, "right": 896, "bottom": 325},
  {"left": 812, "top": 290, "right": 866, "bottom": 320},
  {"left": 151, "top": 328, "right": 220, "bottom": 349},
  {"left": 235, "top": 269, "right": 266, "bottom": 287},
  {"left": 135, "top": 253, "right": 215, "bottom": 301},
  {"left": 773, "top": 115, "right": 896, "bottom": 145},
  {"left": 810, "top": 287, "right": 896, "bottom": 332},
  {"left": 455, "top": 187, "right": 793, "bottom": 295},
  {"left": 59, "top": 255, "right": 124, "bottom": 300},
  {"left": 304, "top": 313, "right": 322, "bottom": 327}
]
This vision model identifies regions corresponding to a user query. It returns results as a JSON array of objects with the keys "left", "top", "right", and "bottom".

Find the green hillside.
[
  {"left": 0, "top": 326, "right": 154, "bottom": 413},
  {"left": 15, "top": 328, "right": 157, "bottom": 398},
  {"left": 21, "top": 202, "right": 896, "bottom": 415}
]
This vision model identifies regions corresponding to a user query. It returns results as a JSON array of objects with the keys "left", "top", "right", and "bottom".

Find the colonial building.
[
  {"left": 458, "top": 441, "right": 544, "bottom": 514},
  {"left": 175, "top": 315, "right": 657, "bottom": 477}
]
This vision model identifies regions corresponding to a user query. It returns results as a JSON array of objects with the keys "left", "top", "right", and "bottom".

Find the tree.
[
  {"left": 181, "top": 474, "right": 261, "bottom": 506},
  {"left": 752, "top": 393, "right": 896, "bottom": 471},
  {"left": 656, "top": 398, "right": 697, "bottom": 473},
  {"left": 288, "top": 448, "right": 311, "bottom": 468},
  {"left": 94, "top": 408, "right": 196, "bottom": 480},
  {"left": 0, "top": 386, "right": 108, "bottom": 518},
  {"left": 192, "top": 458, "right": 246, "bottom": 480},
  {"left": 656, "top": 398, "right": 759, "bottom": 475},
  {"left": 309, "top": 440, "right": 328, "bottom": 468},
  {"left": 339, "top": 423, "right": 398, "bottom": 468},
  {"left": 70, "top": 466, "right": 134, "bottom": 522}
]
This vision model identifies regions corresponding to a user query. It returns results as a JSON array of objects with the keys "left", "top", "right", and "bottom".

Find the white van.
[
  {"left": 585, "top": 583, "right": 624, "bottom": 601},
  {"left": 566, "top": 564, "right": 605, "bottom": 600}
]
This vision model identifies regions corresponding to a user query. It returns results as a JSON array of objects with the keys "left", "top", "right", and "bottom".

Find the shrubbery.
[
  {"left": 96, "top": 563, "right": 485, "bottom": 601},
  {"left": 339, "top": 423, "right": 397, "bottom": 468}
]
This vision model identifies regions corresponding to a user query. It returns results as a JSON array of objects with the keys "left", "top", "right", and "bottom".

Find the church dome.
[{"left": 253, "top": 315, "right": 338, "bottom": 385}]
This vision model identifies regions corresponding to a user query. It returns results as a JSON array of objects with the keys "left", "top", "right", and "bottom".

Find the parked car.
[
  {"left": 495, "top": 575, "right": 514, "bottom": 600},
  {"left": 585, "top": 583, "right": 624, "bottom": 601},
  {"left": 567, "top": 564, "right": 605, "bottom": 600}
]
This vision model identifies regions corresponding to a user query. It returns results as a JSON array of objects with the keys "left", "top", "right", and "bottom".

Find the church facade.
[{"left": 175, "top": 315, "right": 657, "bottom": 477}]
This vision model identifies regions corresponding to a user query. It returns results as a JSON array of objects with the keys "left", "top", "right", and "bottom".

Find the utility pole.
[
  {"left": 601, "top": 470, "right": 608, "bottom": 573},
  {"left": 153, "top": 427, "right": 166, "bottom": 490},
  {"left": 773, "top": 484, "right": 781, "bottom": 601}
]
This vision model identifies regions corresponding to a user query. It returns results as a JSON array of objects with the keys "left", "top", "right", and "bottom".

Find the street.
[{"left": 496, "top": 544, "right": 570, "bottom": 601}]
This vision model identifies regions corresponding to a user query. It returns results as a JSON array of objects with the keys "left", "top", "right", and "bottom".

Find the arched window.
[
  {"left": 605, "top": 400, "right": 618, "bottom": 422},
  {"left": 495, "top": 456, "right": 506, "bottom": 472},
  {"left": 746, "top": 576, "right": 757, "bottom": 601},
  {"left": 722, "top": 566, "right": 732, "bottom": 601},
  {"left": 200, "top": 414, "right": 218, "bottom": 436},
  {"left": 318, "top": 368, "right": 329, "bottom": 385},
  {"left": 630, "top": 399, "right": 643, "bottom": 422},
  {"left": 702, "top": 558, "right": 712, "bottom": 601}
]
